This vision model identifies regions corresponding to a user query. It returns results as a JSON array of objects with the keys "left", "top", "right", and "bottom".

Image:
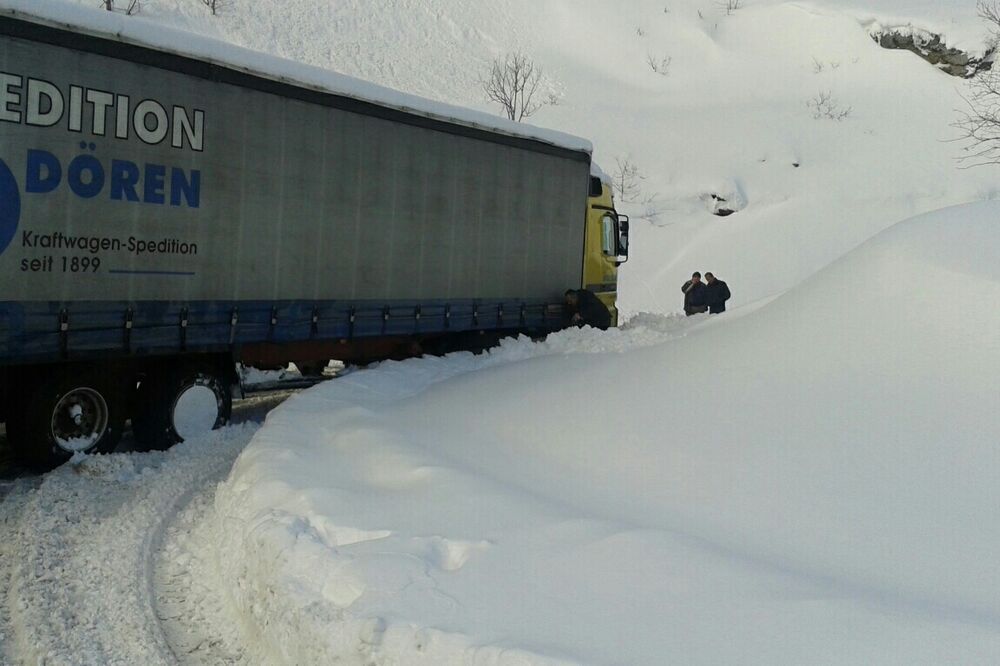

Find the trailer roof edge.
[{"left": 0, "top": 0, "right": 594, "bottom": 160}]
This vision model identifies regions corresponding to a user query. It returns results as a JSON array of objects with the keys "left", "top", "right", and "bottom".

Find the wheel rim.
[
  {"left": 171, "top": 382, "right": 220, "bottom": 441},
  {"left": 50, "top": 387, "right": 110, "bottom": 453}
]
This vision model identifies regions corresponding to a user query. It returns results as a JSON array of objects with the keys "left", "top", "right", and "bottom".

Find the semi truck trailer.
[{"left": 0, "top": 3, "right": 628, "bottom": 467}]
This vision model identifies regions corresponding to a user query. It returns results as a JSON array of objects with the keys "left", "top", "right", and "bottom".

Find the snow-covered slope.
[
  {"left": 63, "top": 0, "right": 999, "bottom": 314},
  {"left": 5, "top": 3, "right": 1000, "bottom": 662},
  {"left": 215, "top": 201, "right": 1000, "bottom": 664}
]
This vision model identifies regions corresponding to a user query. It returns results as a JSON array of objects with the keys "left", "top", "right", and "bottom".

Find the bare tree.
[
  {"left": 612, "top": 156, "right": 660, "bottom": 204},
  {"left": 201, "top": 0, "right": 224, "bottom": 16},
  {"left": 612, "top": 156, "right": 645, "bottom": 204},
  {"left": 953, "top": 2, "right": 1000, "bottom": 165},
  {"left": 980, "top": 0, "right": 1000, "bottom": 45},
  {"left": 954, "top": 71, "right": 1000, "bottom": 166},
  {"left": 611, "top": 156, "right": 663, "bottom": 221},
  {"left": 482, "top": 52, "right": 546, "bottom": 122}
]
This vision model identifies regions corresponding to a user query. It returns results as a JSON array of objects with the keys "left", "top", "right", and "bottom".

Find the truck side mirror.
[{"left": 616, "top": 216, "right": 630, "bottom": 263}]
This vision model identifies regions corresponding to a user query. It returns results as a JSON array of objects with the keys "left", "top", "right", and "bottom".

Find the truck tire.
[
  {"left": 7, "top": 368, "right": 127, "bottom": 469},
  {"left": 294, "top": 361, "right": 327, "bottom": 378},
  {"left": 132, "top": 365, "right": 232, "bottom": 451}
]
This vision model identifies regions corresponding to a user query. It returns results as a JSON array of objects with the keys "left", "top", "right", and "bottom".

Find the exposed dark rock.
[
  {"left": 703, "top": 192, "right": 745, "bottom": 217},
  {"left": 924, "top": 51, "right": 943, "bottom": 65},
  {"left": 872, "top": 28, "right": 993, "bottom": 79},
  {"left": 943, "top": 50, "right": 970, "bottom": 66}
]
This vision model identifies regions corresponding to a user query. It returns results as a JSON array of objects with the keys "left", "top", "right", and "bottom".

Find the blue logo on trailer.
[{"left": 0, "top": 159, "right": 20, "bottom": 256}]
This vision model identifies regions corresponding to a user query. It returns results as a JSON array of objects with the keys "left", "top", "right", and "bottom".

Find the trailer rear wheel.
[
  {"left": 294, "top": 360, "right": 328, "bottom": 378},
  {"left": 133, "top": 365, "right": 232, "bottom": 451},
  {"left": 8, "top": 369, "right": 127, "bottom": 468}
]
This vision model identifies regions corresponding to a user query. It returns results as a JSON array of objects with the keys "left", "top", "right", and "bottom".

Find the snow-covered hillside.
[
  {"left": 72, "top": 0, "right": 998, "bottom": 313},
  {"left": 213, "top": 201, "right": 1000, "bottom": 664},
  {"left": 4, "top": 2, "right": 1000, "bottom": 665}
]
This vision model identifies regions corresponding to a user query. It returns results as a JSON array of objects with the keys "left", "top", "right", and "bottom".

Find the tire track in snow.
[
  {"left": 0, "top": 426, "right": 258, "bottom": 665},
  {"left": 1, "top": 321, "right": 702, "bottom": 665},
  {"left": 150, "top": 462, "right": 248, "bottom": 664}
]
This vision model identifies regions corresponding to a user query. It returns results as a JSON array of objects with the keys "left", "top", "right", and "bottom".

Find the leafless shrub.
[
  {"left": 612, "top": 156, "right": 660, "bottom": 206},
  {"left": 482, "top": 52, "right": 547, "bottom": 122},
  {"left": 200, "top": 0, "right": 225, "bottom": 15},
  {"left": 101, "top": 0, "right": 140, "bottom": 15},
  {"left": 807, "top": 91, "right": 852, "bottom": 120},
  {"left": 639, "top": 200, "right": 666, "bottom": 223},
  {"left": 612, "top": 156, "right": 645, "bottom": 204},
  {"left": 717, "top": 0, "right": 742, "bottom": 15},
  {"left": 953, "top": 69, "right": 1000, "bottom": 166},
  {"left": 812, "top": 58, "right": 843, "bottom": 74},
  {"left": 951, "top": 2, "right": 1000, "bottom": 165},
  {"left": 612, "top": 156, "right": 664, "bottom": 222},
  {"left": 980, "top": 0, "right": 1000, "bottom": 46},
  {"left": 646, "top": 54, "right": 672, "bottom": 75}
]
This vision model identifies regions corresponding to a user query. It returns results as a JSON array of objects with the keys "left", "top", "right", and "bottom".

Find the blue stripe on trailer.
[
  {"left": 108, "top": 270, "right": 198, "bottom": 276},
  {"left": 0, "top": 298, "right": 564, "bottom": 364}
]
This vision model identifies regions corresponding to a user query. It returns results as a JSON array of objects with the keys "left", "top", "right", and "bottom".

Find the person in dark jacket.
[
  {"left": 564, "top": 289, "right": 612, "bottom": 330},
  {"left": 704, "top": 272, "right": 731, "bottom": 314},
  {"left": 681, "top": 272, "right": 708, "bottom": 316}
]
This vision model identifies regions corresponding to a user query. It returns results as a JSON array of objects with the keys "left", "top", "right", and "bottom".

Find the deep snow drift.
[{"left": 214, "top": 202, "right": 1000, "bottom": 664}]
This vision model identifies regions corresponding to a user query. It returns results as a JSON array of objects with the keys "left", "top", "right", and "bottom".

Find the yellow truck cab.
[{"left": 582, "top": 168, "right": 629, "bottom": 326}]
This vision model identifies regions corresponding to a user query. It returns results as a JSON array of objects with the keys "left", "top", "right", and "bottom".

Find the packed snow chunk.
[{"left": 214, "top": 202, "right": 1000, "bottom": 665}]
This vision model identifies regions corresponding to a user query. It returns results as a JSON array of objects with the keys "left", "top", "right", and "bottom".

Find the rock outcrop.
[{"left": 873, "top": 28, "right": 993, "bottom": 78}]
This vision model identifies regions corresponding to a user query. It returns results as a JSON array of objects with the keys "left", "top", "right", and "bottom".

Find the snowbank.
[{"left": 215, "top": 202, "right": 1000, "bottom": 663}]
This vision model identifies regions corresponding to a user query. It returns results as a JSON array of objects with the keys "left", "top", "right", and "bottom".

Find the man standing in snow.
[
  {"left": 704, "top": 272, "right": 731, "bottom": 314},
  {"left": 564, "top": 289, "right": 612, "bottom": 330},
  {"left": 681, "top": 272, "right": 708, "bottom": 316}
]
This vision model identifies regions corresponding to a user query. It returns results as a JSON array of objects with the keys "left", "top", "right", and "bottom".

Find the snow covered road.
[
  {"left": 0, "top": 316, "right": 698, "bottom": 665},
  {"left": 0, "top": 392, "right": 299, "bottom": 665},
  {"left": 0, "top": 427, "right": 256, "bottom": 665}
]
